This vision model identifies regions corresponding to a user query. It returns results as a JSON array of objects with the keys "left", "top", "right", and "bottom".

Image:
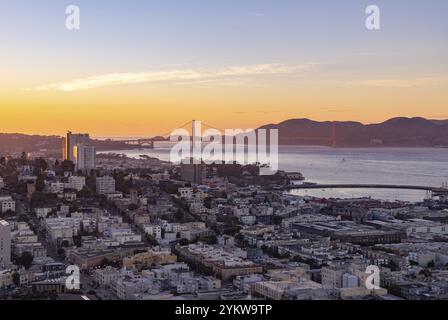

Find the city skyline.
[
  {"left": 2, "top": 1, "right": 448, "bottom": 305},
  {"left": 1, "top": 0, "right": 447, "bottom": 137}
]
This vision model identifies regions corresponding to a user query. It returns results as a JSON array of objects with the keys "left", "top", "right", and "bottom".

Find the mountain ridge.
[
  {"left": 0, "top": 117, "right": 447, "bottom": 153},
  {"left": 257, "top": 117, "right": 448, "bottom": 147}
]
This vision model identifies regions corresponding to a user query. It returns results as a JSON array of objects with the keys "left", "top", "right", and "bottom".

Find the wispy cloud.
[
  {"left": 250, "top": 12, "right": 265, "bottom": 17},
  {"left": 353, "top": 76, "right": 448, "bottom": 88},
  {"left": 234, "top": 110, "right": 280, "bottom": 115},
  {"left": 319, "top": 106, "right": 353, "bottom": 113},
  {"left": 32, "top": 63, "right": 317, "bottom": 92}
]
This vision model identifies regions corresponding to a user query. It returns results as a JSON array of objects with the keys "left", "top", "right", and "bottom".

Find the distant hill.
[
  {"left": 258, "top": 117, "right": 448, "bottom": 147},
  {"left": 0, "top": 134, "right": 144, "bottom": 155},
  {"left": 0, "top": 133, "right": 62, "bottom": 154},
  {"left": 1, "top": 117, "right": 447, "bottom": 154}
]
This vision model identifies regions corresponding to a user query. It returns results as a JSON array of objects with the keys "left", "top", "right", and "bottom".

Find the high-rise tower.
[{"left": 63, "top": 131, "right": 90, "bottom": 162}]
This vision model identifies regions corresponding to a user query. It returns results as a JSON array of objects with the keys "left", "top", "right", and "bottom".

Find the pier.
[{"left": 284, "top": 184, "right": 448, "bottom": 197}]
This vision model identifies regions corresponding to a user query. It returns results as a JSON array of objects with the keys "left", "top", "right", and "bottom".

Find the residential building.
[
  {"left": 66, "top": 176, "right": 86, "bottom": 192},
  {"left": 73, "top": 144, "right": 96, "bottom": 171},
  {"left": 96, "top": 176, "right": 116, "bottom": 195},
  {"left": 0, "top": 196, "right": 15, "bottom": 214},
  {"left": 63, "top": 131, "right": 90, "bottom": 162},
  {"left": 49, "top": 182, "right": 65, "bottom": 194},
  {"left": 342, "top": 273, "right": 359, "bottom": 288},
  {"left": 175, "top": 244, "right": 263, "bottom": 281},
  {"left": 94, "top": 266, "right": 121, "bottom": 286}
]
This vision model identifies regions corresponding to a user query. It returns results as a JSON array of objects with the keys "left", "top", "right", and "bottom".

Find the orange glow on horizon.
[{"left": 1, "top": 77, "right": 447, "bottom": 137}]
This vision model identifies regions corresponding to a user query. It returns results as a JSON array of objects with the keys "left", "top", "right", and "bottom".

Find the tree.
[
  {"left": 86, "top": 174, "right": 96, "bottom": 191},
  {"left": 73, "top": 235, "right": 82, "bottom": 247},
  {"left": 20, "top": 152, "right": 27, "bottom": 165},
  {"left": 18, "top": 252, "right": 33, "bottom": 270},
  {"left": 113, "top": 170, "right": 133, "bottom": 194},
  {"left": 419, "top": 268, "right": 432, "bottom": 278},
  {"left": 146, "top": 234, "right": 159, "bottom": 246},
  {"left": 34, "top": 158, "right": 48, "bottom": 174},
  {"left": 12, "top": 272, "right": 20, "bottom": 287},
  {"left": 61, "top": 160, "right": 75, "bottom": 173},
  {"left": 179, "top": 239, "right": 189, "bottom": 246},
  {"left": 18, "top": 214, "right": 29, "bottom": 223},
  {"left": 30, "top": 192, "right": 57, "bottom": 208},
  {"left": 203, "top": 197, "right": 213, "bottom": 209},
  {"left": 174, "top": 209, "right": 184, "bottom": 222},
  {"left": 77, "top": 187, "right": 93, "bottom": 198},
  {"left": 198, "top": 234, "right": 218, "bottom": 245},
  {"left": 60, "top": 240, "right": 70, "bottom": 248},
  {"left": 388, "top": 259, "right": 399, "bottom": 272},
  {"left": 35, "top": 174, "right": 45, "bottom": 192},
  {"left": 57, "top": 248, "right": 66, "bottom": 259}
]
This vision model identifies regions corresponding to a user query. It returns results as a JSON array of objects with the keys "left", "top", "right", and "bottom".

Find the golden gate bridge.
[{"left": 118, "top": 120, "right": 339, "bottom": 148}]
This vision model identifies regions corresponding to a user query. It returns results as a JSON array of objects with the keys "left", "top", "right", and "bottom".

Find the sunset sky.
[{"left": 0, "top": 0, "right": 447, "bottom": 137}]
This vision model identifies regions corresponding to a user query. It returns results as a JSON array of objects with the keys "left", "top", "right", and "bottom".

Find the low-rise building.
[
  {"left": 123, "top": 248, "right": 177, "bottom": 270},
  {"left": 94, "top": 266, "right": 121, "bottom": 286},
  {"left": 175, "top": 244, "right": 263, "bottom": 281},
  {"left": 0, "top": 196, "right": 15, "bottom": 213},
  {"left": 66, "top": 176, "right": 86, "bottom": 191},
  {"left": 44, "top": 217, "right": 80, "bottom": 245},
  {"left": 96, "top": 176, "right": 116, "bottom": 195}
]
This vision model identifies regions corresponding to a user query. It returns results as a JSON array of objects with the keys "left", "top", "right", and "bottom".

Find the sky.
[{"left": 0, "top": 0, "right": 447, "bottom": 137}]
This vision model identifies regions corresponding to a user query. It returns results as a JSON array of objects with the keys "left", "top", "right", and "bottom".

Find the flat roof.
[{"left": 0, "top": 220, "right": 10, "bottom": 226}]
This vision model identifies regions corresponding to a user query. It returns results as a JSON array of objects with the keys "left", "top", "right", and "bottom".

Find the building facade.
[
  {"left": 63, "top": 131, "right": 90, "bottom": 162},
  {"left": 96, "top": 176, "right": 116, "bottom": 195},
  {"left": 0, "top": 220, "right": 11, "bottom": 268},
  {"left": 74, "top": 144, "right": 96, "bottom": 171}
]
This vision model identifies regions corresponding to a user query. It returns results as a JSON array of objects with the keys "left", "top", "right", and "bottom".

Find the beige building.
[
  {"left": 123, "top": 249, "right": 177, "bottom": 270},
  {"left": 251, "top": 279, "right": 322, "bottom": 300},
  {"left": 175, "top": 244, "right": 263, "bottom": 281},
  {"left": 0, "top": 269, "right": 13, "bottom": 288}
]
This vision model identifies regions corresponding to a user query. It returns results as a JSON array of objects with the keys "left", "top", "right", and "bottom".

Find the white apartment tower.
[{"left": 74, "top": 144, "right": 96, "bottom": 171}]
